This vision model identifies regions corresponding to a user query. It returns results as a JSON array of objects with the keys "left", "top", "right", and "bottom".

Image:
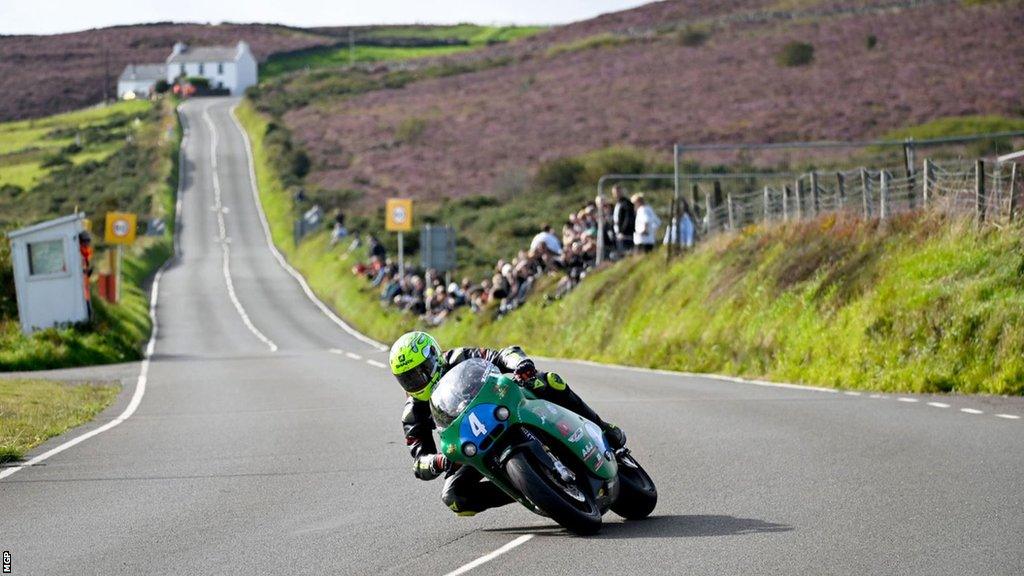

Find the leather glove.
[
  {"left": 513, "top": 359, "right": 538, "bottom": 383},
  {"left": 413, "top": 454, "right": 450, "bottom": 481}
]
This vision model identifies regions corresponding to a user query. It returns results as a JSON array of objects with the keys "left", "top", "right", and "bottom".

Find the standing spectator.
[
  {"left": 531, "top": 224, "right": 563, "bottom": 256},
  {"left": 632, "top": 193, "right": 661, "bottom": 253},
  {"left": 78, "top": 232, "right": 93, "bottom": 316},
  {"left": 663, "top": 201, "right": 696, "bottom": 249},
  {"left": 612, "top": 185, "right": 635, "bottom": 253}
]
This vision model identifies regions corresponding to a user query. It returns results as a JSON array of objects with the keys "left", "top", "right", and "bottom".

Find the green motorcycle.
[{"left": 431, "top": 359, "right": 657, "bottom": 535}]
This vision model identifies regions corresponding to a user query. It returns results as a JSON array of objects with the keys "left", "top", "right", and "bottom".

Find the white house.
[
  {"left": 117, "top": 63, "right": 167, "bottom": 99},
  {"left": 165, "top": 41, "right": 258, "bottom": 95}
]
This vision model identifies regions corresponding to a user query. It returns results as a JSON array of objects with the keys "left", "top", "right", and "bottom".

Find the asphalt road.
[{"left": 2, "top": 97, "right": 1023, "bottom": 576}]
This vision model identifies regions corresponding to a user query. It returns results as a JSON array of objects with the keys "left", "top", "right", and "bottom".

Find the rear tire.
[
  {"left": 506, "top": 450, "right": 602, "bottom": 535},
  {"left": 610, "top": 452, "right": 657, "bottom": 520}
]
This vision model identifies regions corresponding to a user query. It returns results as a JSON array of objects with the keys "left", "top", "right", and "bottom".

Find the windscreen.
[{"left": 430, "top": 358, "right": 498, "bottom": 429}]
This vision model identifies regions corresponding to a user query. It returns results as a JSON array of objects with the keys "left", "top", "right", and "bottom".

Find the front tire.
[
  {"left": 506, "top": 450, "right": 602, "bottom": 535},
  {"left": 610, "top": 451, "right": 657, "bottom": 520}
]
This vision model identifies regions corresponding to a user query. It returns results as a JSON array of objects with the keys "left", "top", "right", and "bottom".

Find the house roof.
[
  {"left": 167, "top": 46, "right": 239, "bottom": 64},
  {"left": 118, "top": 63, "right": 167, "bottom": 82}
]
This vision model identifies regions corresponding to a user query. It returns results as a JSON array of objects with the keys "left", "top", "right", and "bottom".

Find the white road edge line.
[
  {"left": 366, "top": 359, "right": 386, "bottom": 368},
  {"left": 927, "top": 402, "right": 950, "bottom": 408},
  {"left": 843, "top": 391, "right": 862, "bottom": 396},
  {"left": 203, "top": 105, "right": 277, "bottom": 353},
  {"left": 0, "top": 105, "right": 193, "bottom": 481},
  {"left": 995, "top": 414, "right": 1020, "bottom": 420},
  {"left": 442, "top": 534, "right": 535, "bottom": 576},
  {"left": 897, "top": 397, "right": 919, "bottom": 403},
  {"left": 536, "top": 356, "right": 840, "bottom": 394},
  {"left": 228, "top": 103, "right": 386, "bottom": 352},
  {"left": 960, "top": 408, "right": 983, "bottom": 415}
]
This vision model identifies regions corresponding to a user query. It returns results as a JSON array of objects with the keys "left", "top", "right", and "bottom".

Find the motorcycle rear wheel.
[
  {"left": 610, "top": 451, "right": 657, "bottom": 520},
  {"left": 506, "top": 450, "right": 602, "bottom": 535}
]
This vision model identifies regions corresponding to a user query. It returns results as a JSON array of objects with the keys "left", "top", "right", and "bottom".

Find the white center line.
[
  {"left": 442, "top": 535, "right": 535, "bottom": 576},
  {"left": 960, "top": 408, "right": 984, "bottom": 415},
  {"left": 897, "top": 397, "right": 919, "bottom": 403},
  {"left": 203, "top": 105, "right": 276, "bottom": 353},
  {"left": 366, "top": 359, "right": 386, "bottom": 368},
  {"left": 329, "top": 349, "right": 345, "bottom": 355},
  {"left": 927, "top": 402, "right": 951, "bottom": 408},
  {"left": 345, "top": 352, "right": 362, "bottom": 360},
  {"left": 995, "top": 414, "right": 1020, "bottom": 420}
]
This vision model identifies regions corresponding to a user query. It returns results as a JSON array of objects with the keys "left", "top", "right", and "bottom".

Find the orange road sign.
[{"left": 385, "top": 199, "right": 413, "bottom": 232}]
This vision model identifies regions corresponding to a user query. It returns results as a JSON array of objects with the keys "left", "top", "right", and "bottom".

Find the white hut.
[{"left": 6, "top": 214, "right": 89, "bottom": 334}]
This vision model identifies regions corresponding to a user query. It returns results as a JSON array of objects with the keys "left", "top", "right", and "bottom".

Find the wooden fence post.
[
  {"left": 836, "top": 172, "right": 846, "bottom": 210},
  {"left": 727, "top": 193, "right": 736, "bottom": 230},
  {"left": 810, "top": 171, "right": 820, "bottom": 216},
  {"left": 794, "top": 177, "right": 804, "bottom": 220},
  {"left": 783, "top": 185, "right": 791, "bottom": 222},
  {"left": 922, "top": 159, "right": 931, "bottom": 207},
  {"left": 763, "top": 186, "right": 771, "bottom": 221},
  {"left": 860, "top": 168, "right": 870, "bottom": 219},
  {"left": 904, "top": 140, "right": 917, "bottom": 210},
  {"left": 709, "top": 181, "right": 723, "bottom": 234},
  {"left": 879, "top": 170, "right": 889, "bottom": 221},
  {"left": 976, "top": 159, "right": 986, "bottom": 223},
  {"left": 1009, "top": 163, "right": 1018, "bottom": 223}
]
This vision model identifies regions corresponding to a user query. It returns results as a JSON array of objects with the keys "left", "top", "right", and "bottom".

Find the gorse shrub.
[
  {"left": 536, "top": 157, "right": 586, "bottom": 189},
  {"left": 865, "top": 34, "right": 878, "bottom": 50},
  {"left": 777, "top": 41, "right": 815, "bottom": 67},
  {"left": 677, "top": 28, "right": 709, "bottom": 47}
]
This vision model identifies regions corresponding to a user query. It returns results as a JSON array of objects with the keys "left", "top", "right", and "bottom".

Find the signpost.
[
  {"left": 104, "top": 211, "right": 137, "bottom": 303},
  {"left": 385, "top": 198, "right": 412, "bottom": 277}
]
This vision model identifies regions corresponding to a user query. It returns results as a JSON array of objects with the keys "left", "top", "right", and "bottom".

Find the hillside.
[
  {"left": 0, "top": 23, "right": 334, "bottom": 121},
  {"left": 253, "top": 0, "right": 1024, "bottom": 207}
]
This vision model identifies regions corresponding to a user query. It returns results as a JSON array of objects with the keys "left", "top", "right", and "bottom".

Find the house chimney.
[{"left": 172, "top": 42, "right": 187, "bottom": 56}]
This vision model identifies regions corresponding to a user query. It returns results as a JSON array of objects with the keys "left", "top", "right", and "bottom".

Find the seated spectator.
[
  {"left": 330, "top": 211, "right": 348, "bottom": 246},
  {"left": 368, "top": 234, "right": 387, "bottom": 260},
  {"left": 531, "top": 224, "right": 563, "bottom": 256}
]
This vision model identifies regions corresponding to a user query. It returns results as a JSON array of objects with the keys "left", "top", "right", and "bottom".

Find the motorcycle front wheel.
[{"left": 505, "top": 450, "right": 603, "bottom": 535}]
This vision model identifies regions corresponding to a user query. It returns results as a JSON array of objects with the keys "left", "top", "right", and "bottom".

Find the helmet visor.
[{"left": 396, "top": 353, "right": 441, "bottom": 396}]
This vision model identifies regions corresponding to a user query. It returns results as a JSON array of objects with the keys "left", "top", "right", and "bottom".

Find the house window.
[
  {"left": 199, "top": 63, "right": 204, "bottom": 75},
  {"left": 27, "top": 239, "right": 66, "bottom": 276},
  {"left": 218, "top": 63, "right": 223, "bottom": 74}
]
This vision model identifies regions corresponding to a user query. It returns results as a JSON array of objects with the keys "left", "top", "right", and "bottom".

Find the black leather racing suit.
[{"left": 401, "top": 345, "right": 609, "bottom": 515}]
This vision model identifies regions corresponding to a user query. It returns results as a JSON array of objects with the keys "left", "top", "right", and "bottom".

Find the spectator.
[
  {"left": 612, "top": 185, "right": 635, "bottom": 253},
  {"left": 663, "top": 202, "right": 696, "bottom": 249},
  {"left": 530, "top": 224, "right": 563, "bottom": 256},
  {"left": 330, "top": 210, "right": 348, "bottom": 246},
  {"left": 368, "top": 234, "right": 387, "bottom": 260},
  {"left": 632, "top": 193, "right": 661, "bottom": 253}
]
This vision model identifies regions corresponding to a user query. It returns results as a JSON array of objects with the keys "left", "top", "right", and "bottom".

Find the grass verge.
[
  {"left": 240, "top": 102, "right": 1024, "bottom": 395},
  {"left": 0, "top": 379, "right": 120, "bottom": 463}
]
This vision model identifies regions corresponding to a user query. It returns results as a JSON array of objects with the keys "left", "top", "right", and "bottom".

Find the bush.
[
  {"left": 40, "top": 152, "right": 71, "bottom": 168},
  {"left": 676, "top": 28, "right": 709, "bottom": 47},
  {"left": 186, "top": 76, "right": 210, "bottom": 89},
  {"left": 865, "top": 34, "right": 878, "bottom": 50},
  {"left": 154, "top": 79, "right": 170, "bottom": 94},
  {"left": 776, "top": 41, "right": 815, "bottom": 67},
  {"left": 536, "top": 157, "right": 585, "bottom": 190}
]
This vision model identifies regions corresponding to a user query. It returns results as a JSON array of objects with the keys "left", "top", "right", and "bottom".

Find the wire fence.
[{"left": 665, "top": 158, "right": 1021, "bottom": 243}]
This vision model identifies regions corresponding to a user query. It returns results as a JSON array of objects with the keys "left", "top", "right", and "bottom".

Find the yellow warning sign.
[
  {"left": 104, "top": 212, "right": 137, "bottom": 245},
  {"left": 385, "top": 198, "right": 413, "bottom": 232}
]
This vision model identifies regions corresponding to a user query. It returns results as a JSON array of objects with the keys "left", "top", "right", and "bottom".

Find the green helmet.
[{"left": 390, "top": 331, "right": 445, "bottom": 401}]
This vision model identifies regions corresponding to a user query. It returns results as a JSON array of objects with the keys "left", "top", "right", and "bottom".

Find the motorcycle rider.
[{"left": 390, "top": 331, "right": 626, "bottom": 516}]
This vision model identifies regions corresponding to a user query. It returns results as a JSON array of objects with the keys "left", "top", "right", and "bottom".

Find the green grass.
[
  {"left": 545, "top": 33, "right": 635, "bottom": 58},
  {"left": 261, "top": 25, "right": 544, "bottom": 80},
  {"left": 0, "top": 98, "right": 180, "bottom": 371},
  {"left": 0, "top": 379, "right": 120, "bottom": 463},
  {"left": 881, "top": 115, "right": 1024, "bottom": 141},
  {"left": 0, "top": 100, "right": 152, "bottom": 189}
]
